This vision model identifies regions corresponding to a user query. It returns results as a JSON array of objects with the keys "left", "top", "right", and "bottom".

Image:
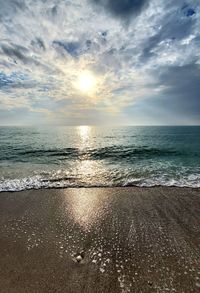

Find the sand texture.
[{"left": 0, "top": 187, "right": 200, "bottom": 293}]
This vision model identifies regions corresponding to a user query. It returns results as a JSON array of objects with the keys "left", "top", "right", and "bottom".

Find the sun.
[{"left": 77, "top": 71, "right": 96, "bottom": 94}]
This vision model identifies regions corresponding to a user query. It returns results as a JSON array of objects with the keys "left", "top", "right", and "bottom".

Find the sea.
[{"left": 0, "top": 126, "right": 199, "bottom": 191}]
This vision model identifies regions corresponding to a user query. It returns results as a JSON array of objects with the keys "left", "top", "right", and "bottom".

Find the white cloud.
[{"left": 0, "top": 0, "right": 199, "bottom": 125}]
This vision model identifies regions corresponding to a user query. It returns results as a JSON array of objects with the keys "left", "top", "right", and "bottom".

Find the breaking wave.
[{"left": 0, "top": 173, "right": 199, "bottom": 192}]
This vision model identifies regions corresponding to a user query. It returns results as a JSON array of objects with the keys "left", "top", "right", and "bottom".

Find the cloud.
[
  {"left": 53, "top": 40, "right": 84, "bottom": 57},
  {"left": 90, "top": 0, "right": 149, "bottom": 20},
  {"left": 182, "top": 4, "right": 196, "bottom": 17},
  {"left": 31, "top": 38, "right": 46, "bottom": 51},
  {"left": 156, "top": 63, "right": 200, "bottom": 117},
  {"left": 124, "top": 62, "right": 200, "bottom": 125},
  {"left": 0, "top": 72, "right": 14, "bottom": 88},
  {"left": 0, "top": 0, "right": 199, "bottom": 125},
  {"left": 140, "top": 3, "right": 197, "bottom": 62},
  {"left": 1, "top": 43, "right": 29, "bottom": 63},
  {"left": 0, "top": 71, "right": 33, "bottom": 89},
  {"left": 0, "top": 0, "right": 27, "bottom": 20}
]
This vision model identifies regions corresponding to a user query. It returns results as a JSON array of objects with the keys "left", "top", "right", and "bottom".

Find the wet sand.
[{"left": 0, "top": 187, "right": 200, "bottom": 293}]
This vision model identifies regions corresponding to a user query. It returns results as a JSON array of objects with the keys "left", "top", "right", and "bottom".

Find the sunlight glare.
[
  {"left": 77, "top": 71, "right": 96, "bottom": 94},
  {"left": 77, "top": 125, "right": 90, "bottom": 144}
]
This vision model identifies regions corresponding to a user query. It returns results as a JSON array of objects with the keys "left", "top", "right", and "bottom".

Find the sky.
[{"left": 0, "top": 0, "right": 199, "bottom": 126}]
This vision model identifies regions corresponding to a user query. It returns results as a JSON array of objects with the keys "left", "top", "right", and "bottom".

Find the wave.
[
  {"left": 2, "top": 146, "right": 184, "bottom": 163},
  {"left": 0, "top": 174, "right": 199, "bottom": 192}
]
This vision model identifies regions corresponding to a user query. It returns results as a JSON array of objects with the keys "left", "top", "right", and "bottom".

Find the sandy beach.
[{"left": 0, "top": 187, "right": 200, "bottom": 293}]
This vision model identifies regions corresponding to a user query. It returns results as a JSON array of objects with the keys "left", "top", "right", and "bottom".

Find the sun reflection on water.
[
  {"left": 77, "top": 125, "right": 91, "bottom": 145},
  {"left": 62, "top": 127, "right": 107, "bottom": 231},
  {"left": 75, "top": 125, "right": 106, "bottom": 185}
]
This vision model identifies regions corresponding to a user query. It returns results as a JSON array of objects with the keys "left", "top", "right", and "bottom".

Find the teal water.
[{"left": 0, "top": 126, "right": 199, "bottom": 191}]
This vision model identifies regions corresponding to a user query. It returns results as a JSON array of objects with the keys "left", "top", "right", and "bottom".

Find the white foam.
[{"left": 0, "top": 173, "right": 199, "bottom": 192}]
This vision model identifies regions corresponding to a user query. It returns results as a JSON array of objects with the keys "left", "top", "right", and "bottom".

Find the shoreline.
[
  {"left": 0, "top": 187, "right": 200, "bottom": 292},
  {"left": 1, "top": 185, "right": 200, "bottom": 193}
]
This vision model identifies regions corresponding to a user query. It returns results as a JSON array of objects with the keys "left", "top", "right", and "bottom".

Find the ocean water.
[{"left": 0, "top": 126, "right": 199, "bottom": 191}]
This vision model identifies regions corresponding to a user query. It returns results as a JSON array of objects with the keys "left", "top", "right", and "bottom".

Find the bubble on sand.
[{"left": 92, "top": 259, "right": 97, "bottom": 264}]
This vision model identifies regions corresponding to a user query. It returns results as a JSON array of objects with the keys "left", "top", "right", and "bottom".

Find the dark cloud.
[
  {"left": 1, "top": 43, "right": 29, "bottom": 63},
  {"left": 31, "top": 38, "right": 46, "bottom": 51},
  {"left": 101, "top": 31, "right": 107, "bottom": 37},
  {"left": 52, "top": 39, "right": 94, "bottom": 57},
  {"left": 53, "top": 40, "right": 81, "bottom": 57},
  {"left": 0, "top": 0, "right": 27, "bottom": 20},
  {"left": 124, "top": 63, "right": 200, "bottom": 124},
  {"left": 90, "top": 0, "right": 149, "bottom": 19},
  {"left": 140, "top": 5, "right": 196, "bottom": 62},
  {"left": 182, "top": 4, "right": 196, "bottom": 17},
  {"left": 155, "top": 63, "right": 200, "bottom": 118},
  {"left": 10, "top": 0, "right": 26, "bottom": 9},
  {"left": 51, "top": 5, "right": 58, "bottom": 16},
  {"left": 0, "top": 42, "right": 43, "bottom": 66}
]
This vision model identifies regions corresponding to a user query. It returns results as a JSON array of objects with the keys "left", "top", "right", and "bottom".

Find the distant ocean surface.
[{"left": 0, "top": 126, "right": 200, "bottom": 191}]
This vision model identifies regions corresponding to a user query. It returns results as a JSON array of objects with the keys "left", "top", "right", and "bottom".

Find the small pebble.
[{"left": 76, "top": 255, "right": 82, "bottom": 263}]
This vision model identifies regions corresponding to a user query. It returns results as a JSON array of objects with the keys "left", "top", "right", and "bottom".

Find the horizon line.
[{"left": 0, "top": 124, "right": 200, "bottom": 127}]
